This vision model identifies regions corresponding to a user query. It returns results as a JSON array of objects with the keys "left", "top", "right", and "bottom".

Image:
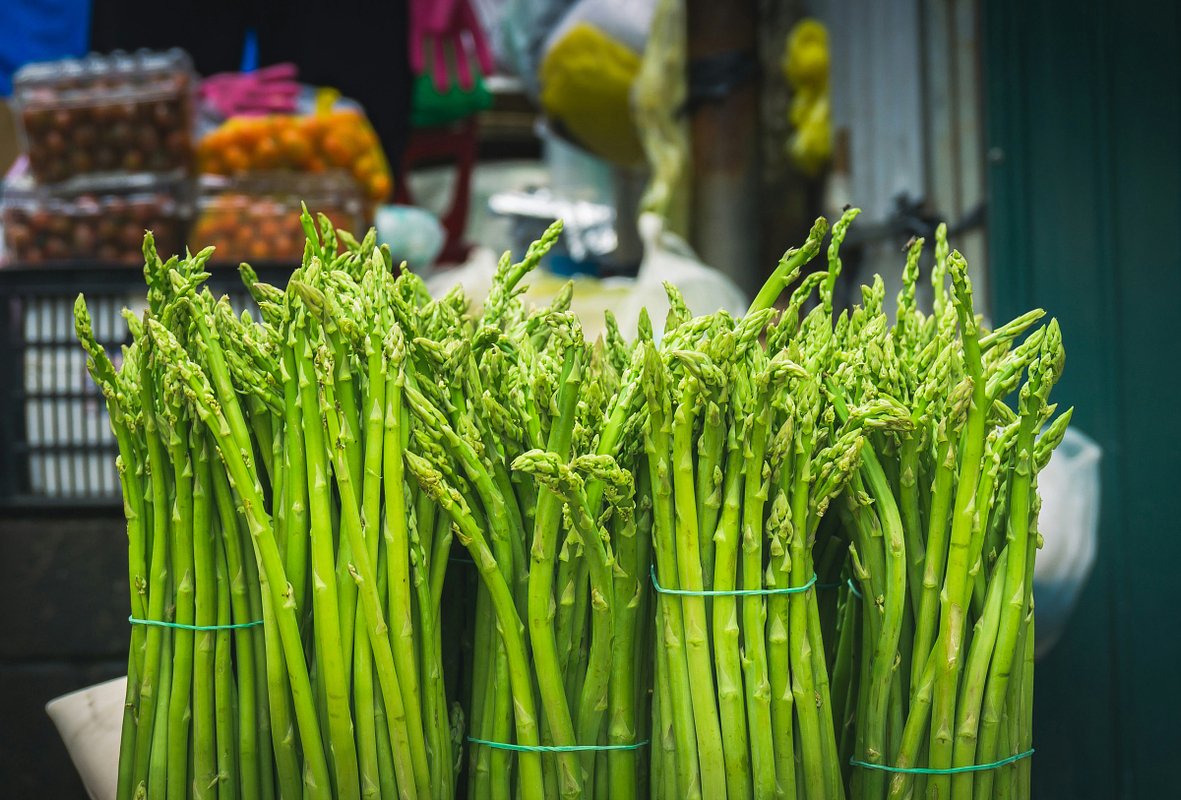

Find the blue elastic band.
[
  {"left": 129, "top": 615, "right": 263, "bottom": 631},
  {"left": 650, "top": 566, "right": 817, "bottom": 596},
  {"left": 850, "top": 748, "right": 1033, "bottom": 775},
  {"left": 468, "top": 736, "right": 649, "bottom": 753}
]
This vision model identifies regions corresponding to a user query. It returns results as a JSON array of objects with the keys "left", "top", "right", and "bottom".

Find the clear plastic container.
[
  {"left": 1, "top": 171, "right": 193, "bottom": 265},
  {"left": 191, "top": 171, "right": 365, "bottom": 263},
  {"left": 13, "top": 49, "right": 196, "bottom": 185}
]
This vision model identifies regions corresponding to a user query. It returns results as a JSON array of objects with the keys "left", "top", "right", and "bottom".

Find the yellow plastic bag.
[{"left": 540, "top": 22, "right": 646, "bottom": 165}]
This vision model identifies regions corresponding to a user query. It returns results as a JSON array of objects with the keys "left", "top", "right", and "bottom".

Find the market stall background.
[{"left": 0, "top": 0, "right": 1178, "bottom": 798}]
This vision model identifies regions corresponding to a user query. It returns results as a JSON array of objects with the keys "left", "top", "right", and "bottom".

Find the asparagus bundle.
[
  {"left": 817, "top": 225, "right": 1068, "bottom": 800},
  {"left": 79, "top": 221, "right": 459, "bottom": 800},
  {"left": 393, "top": 229, "right": 655, "bottom": 800},
  {"left": 78, "top": 206, "right": 1066, "bottom": 800},
  {"left": 640, "top": 221, "right": 858, "bottom": 800},
  {"left": 79, "top": 213, "right": 656, "bottom": 800}
]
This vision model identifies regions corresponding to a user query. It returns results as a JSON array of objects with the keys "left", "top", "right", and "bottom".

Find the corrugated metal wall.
[
  {"left": 822, "top": 0, "right": 987, "bottom": 313},
  {"left": 985, "top": 1, "right": 1181, "bottom": 797},
  {"left": 823, "top": 0, "right": 1181, "bottom": 794}
]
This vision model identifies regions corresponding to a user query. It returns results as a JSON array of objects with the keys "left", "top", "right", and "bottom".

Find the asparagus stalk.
[
  {"left": 298, "top": 332, "right": 361, "bottom": 799},
  {"left": 147, "top": 622, "right": 174, "bottom": 800},
  {"left": 643, "top": 345, "right": 703, "bottom": 800},
  {"left": 738, "top": 362, "right": 776, "bottom": 799},
  {"left": 524, "top": 347, "right": 585, "bottom": 799},
  {"left": 668, "top": 362, "right": 727, "bottom": 799},
  {"left": 191, "top": 435, "right": 219, "bottom": 800},
  {"left": 162, "top": 393, "right": 195, "bottom": 800},
  {"left": 850, "top": 442, "right": 908, "bottom": 800},
  {"left": 607, "top": 462, "right": 646, "bottom": 800},
  {"left": 928, "top": 255, "right": 991, "bottom": 797},
  {"left": 712, "top": 405, "right": 753, "bottom": 799},
  {"left": 212, "top": 513, "right": 238, "bottom": 800},
  {"left": 76, "top": 299, "right": 151, "bottom": 799},
  {"left": 278, "top": 330, "right": 310, "bottom": 624},
  {"left": 348, "top": 292, "right": 387, "bottom": 800},
  {"left": 748, "top": 218, "right": 829, "bottom": 314}
]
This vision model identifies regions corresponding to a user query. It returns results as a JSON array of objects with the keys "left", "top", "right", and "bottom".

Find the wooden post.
[{"left": 686, "top": 0, "right": 762, "bottom": 295}]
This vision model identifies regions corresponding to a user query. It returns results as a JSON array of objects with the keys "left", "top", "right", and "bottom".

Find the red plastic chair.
[{"left": 394, "top": 116, "right": 478, "bottom": 265}]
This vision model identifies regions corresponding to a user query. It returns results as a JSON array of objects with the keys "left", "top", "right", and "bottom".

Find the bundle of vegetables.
[
  {"left": 640, "top": 216, "right": 859, "bottom": 800},
  {"left": 77, "top": 204, "right": 1066, "bottom": 800},
  {"left": 814, "top": 224, "right": 1068, "bottom": 800},
  {"left": 397, "top": 227, "right": 656, "bottom": 800},
  {"left": 77, "top": 220, "right": 462, "bottom": 800},
  {"left": 76, "top": 212, "right": 654, "bottom": 800}
]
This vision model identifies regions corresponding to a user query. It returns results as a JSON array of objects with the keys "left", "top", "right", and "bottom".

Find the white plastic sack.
[
  {"left": 425, "top": 212, "right": 747, "bottom": 341},
  {"left": 1033, "top": 427, "right": 1102, "bottom": 658},
  {"left": 612, "top": 212, "right": 747, "bottom": 341},
  {"left": 45, "top": 676, "right": 126, "bottom": 800}
]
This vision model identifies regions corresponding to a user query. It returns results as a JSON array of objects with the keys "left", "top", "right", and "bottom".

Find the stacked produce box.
[
  {"left": 3, "top": 175, "right": 190, "bottom": 264},
  {"left": 2, "top": 51, "right": 391, "bottom": 268},
  {"left": 191, "top": 172, "right": 363, "bottom": 263},
  {"left": 3, "top": 49, "right": 197, "bottom": 264},
  {"left": 1, "top": 51, "right": 197, "bottom": 501},
  {"left": 190, "top": 98, "right": 390, "bottom": 261},
  {"left": 0, "top": 52, "right": 390, "bottom": 501}
]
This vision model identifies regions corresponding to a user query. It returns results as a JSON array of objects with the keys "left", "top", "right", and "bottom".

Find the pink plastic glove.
[
  {"left": 199, "top": 63, "right": 301, "bottom": 118},
  {"left": 409, "top": 0, "right": 494, "bottom": 91}
]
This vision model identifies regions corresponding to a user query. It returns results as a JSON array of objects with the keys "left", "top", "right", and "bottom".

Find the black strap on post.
[{"left": 681, "top": 49, "right": 760, "bottom": 115}]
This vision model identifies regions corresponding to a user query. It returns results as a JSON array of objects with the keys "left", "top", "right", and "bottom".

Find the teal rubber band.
[
  {"left": 817, "top": 578, "right": 862, "bottom": 598},
  {"left": 129, "top": 614, "right": 263, "bottom": 631},
  {"left": 468, "top": 736, "right": 649, "bottom": 753},
  {"left": 650, "top": 566, "right": 817, "bottom": 596},
  {"left": 850, "top": 748, "right": 1033, "bottom": 775}
]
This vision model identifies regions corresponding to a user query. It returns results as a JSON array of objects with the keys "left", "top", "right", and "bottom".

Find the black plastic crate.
[{"left": 0, "top": 262, "right": 292, "bottom": 508}]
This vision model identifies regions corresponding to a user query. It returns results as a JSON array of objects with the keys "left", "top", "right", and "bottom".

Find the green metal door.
[{"left": 984, "top": 1, "right": 1181, "bottom": 797}]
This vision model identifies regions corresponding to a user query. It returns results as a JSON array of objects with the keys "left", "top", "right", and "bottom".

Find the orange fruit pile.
[
  {"left": 192, "top": 194, "right": 361, "bottom": 263},
  {"left": 197, "top": 109, "right": 392, "bottom": 201}
]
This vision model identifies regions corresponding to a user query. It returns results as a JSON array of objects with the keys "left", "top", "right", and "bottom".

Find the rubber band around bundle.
[
  {"left": 850, "top": 748, "right": 1034, "bottom": 775},
  {"left": 816, "top": 577, "right": 863, "bottom": 598},
  {"left": 129, "top": 614, "right": 263, "bottom": 631},
  {"left": 468, "top": 736, "right": 649, "bottom": 753},
  {"left": 464, "top": 557, "right": 855, "bottom": 600},
  {"left": 650, "top": 566, "right": 817, "bottom": 596}
]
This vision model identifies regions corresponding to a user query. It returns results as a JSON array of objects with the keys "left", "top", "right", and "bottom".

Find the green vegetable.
[{"left": 79, "top": 206, "right": 1066, "bottom": 800}]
